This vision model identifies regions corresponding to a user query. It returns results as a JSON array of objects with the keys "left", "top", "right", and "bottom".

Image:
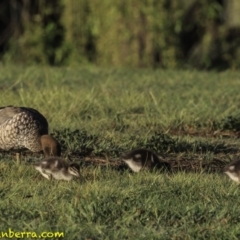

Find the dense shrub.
[{"left": 1, "top": 0, "right": 240, "bottom": 69}]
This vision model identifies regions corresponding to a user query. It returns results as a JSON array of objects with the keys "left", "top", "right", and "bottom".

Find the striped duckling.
[
  {"left": 34, "top": 157, "right": 80, "bottom": 181},
  {"left": 121, "top": 148, "right": 171, "bottom": 172},
  {"left": 224, "top": 159, "right": 240, "bottom": 183},
  {"left": 0, "top": 106, "right": 61, "bottom": 157}
]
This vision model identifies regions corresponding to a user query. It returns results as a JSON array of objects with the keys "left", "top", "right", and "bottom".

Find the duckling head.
[
  {"left": 122, "top": 153, "right": 144, "bottom": 172},
  {"left": 68, "top": 163, "right": 81, "bottom": 178},
  {"left": 224, "top": 161, "right": 240, "bottom": 183},
  {"left": 121, "top": 148, "right": 171, "bottom": 172}
]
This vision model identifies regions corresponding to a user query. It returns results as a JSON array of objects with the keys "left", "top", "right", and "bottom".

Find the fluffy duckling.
[
  {"left": 121, "top": 148, "right": 170, "bottom": 172},
  {"left": 34, "top": 157, "right": 80, "bottom": 181},
  {"left": 0, "top": 106, "right": 61, "bottom": 157},
  {"left": 224, "top": 159, "right": 240, "bottom": 183}
]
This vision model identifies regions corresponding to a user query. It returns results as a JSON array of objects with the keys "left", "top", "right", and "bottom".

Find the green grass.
[
  {"left": 1, "top": 66, "right": 240, "bottom": 132},
  {"left": 1, "top": 66, "right": 240, "bottom": 239},
  {"left": 0, "top": 161, "right": 239, "bottom": 239}
]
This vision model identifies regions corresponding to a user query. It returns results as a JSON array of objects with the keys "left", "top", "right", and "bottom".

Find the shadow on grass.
[
  {"left": 0, "top": 129, "right": 237, "bottom": 174},
  {"left": 143, "top": 132, "right": 239, "bottom": 155}
]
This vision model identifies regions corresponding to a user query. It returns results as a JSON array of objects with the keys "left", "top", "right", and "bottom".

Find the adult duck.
[{"left": 0, "top": 106, "right": 61, "bottom": 157}]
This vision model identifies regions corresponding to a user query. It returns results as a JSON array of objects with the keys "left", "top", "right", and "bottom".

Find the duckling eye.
[
  {"left": 229, "top": 166, "right": 235, "bottom": 171},
  {"left": 134, "top": 154, "right": 142, "bottom": 161}
]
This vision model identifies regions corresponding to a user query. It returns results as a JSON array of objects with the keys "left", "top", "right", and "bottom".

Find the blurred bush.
[{"left": 1, "top": 0, "right": 240, "bottom": 69}]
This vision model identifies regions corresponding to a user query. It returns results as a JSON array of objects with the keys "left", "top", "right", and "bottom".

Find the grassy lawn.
[{"left": 0, "top": 66, "right": 240, "bottom": 239}]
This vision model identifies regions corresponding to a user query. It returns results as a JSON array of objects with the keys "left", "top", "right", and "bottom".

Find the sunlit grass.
[
  {"left": 0, "top": 160, "right": 239, "bottom": 239},
  {"left": 1, "top": 66, "right": 240, "bottom": 134},
  {"left": 1, "top": 66, "right": 240, "bottom": 239}
]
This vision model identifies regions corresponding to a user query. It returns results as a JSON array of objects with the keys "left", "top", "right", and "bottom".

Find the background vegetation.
[
  {"left": 1, "top": 0, "right": 240, "bottom": 69},
  {"left": 1, "top": 67, "right": 240, "bottom": 238}
]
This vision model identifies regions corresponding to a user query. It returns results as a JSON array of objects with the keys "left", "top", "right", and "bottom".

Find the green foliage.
[
  {"left": 3, "top": 0, "right": 70, "bottom": 65},
  {"left": 3, "top": 0, "right": 240, "bottom": 69}
]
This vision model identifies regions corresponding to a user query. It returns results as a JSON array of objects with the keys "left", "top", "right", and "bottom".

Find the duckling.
[
  {"left": 121, "top": 148, "right": 170, "bottom": 172},
  {"left": 224, "top": 159, "right": 240, "bottom": 183},
  {"left": 0, "top": 106, "right": 61, "bottom": 157},
  {"left": 34, "top": 157, "right": 80, "bottom": 181}
]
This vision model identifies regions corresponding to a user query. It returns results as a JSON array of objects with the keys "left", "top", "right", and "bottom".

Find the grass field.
[{"left": 0, "top": 66, "right": 240, "bottom": 239}]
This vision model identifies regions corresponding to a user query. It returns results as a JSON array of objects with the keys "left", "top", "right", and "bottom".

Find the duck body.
[
  {"left": 35, "top": 157, "right": 80, "bottom": 181},
  {"left": 0, "top": 106, "right": 61, "bottom": 156},
  {"left": 121, "top": 148, "right": 170, "bottom": 172}
]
